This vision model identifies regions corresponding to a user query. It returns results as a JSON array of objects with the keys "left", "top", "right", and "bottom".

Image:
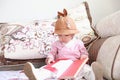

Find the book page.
[
  {"left": 59, "top": 58, "right": 88, "bottom": 79},
  {"left": 52, "top": 60, "right": 73, "bottom": 78}
]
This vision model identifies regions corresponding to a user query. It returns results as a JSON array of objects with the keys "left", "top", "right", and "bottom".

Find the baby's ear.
[{"left": 63, "top": 8, "right": 67, "bottom": 16}]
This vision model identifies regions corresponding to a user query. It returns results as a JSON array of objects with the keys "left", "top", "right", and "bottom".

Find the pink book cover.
[
  {"left": 44, "top": 58, "right": 88, "bottom": 79},
  {"left": 58, "top": 58, "right": 88, "bottom": 79}
]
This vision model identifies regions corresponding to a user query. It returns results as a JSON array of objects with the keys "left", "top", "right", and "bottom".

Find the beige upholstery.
[
  {"left": 89, "top": 10, "right": 120, "bottom": 80},
  {"left": 97, "top": 35, "right": 120, "bottom": 80},
  {"left": 90, "top": 35, "right": 120, "bottom": 80}
]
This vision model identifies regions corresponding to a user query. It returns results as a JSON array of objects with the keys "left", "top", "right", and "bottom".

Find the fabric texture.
[
  {"left": 4, "top": 20, "right": 58, "bottom": 59},
  {"left": 54, "top": 9, "right": 79, "bottom": 35},
  {"left": 68, "top": 2, "right": 96, "bottom": 44},
  {"left": 94, "top": 10, "right": 120, "bottom": 38},
  {"left": 0, "top": 70, "right": 28, "bottom": 80},
  {"left": 97, "top": 35, "right": 120, "bottom": 80},
  {"left": 88, "top": 38, "right": 107, "bottom": 64},
  {"left": 47, "top": 38, "right": 88, "bottom": 61}
]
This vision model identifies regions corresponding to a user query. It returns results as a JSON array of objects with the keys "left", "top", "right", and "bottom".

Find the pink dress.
[{"left": 47, "top": 38, "right": 88, "bottom": 61}]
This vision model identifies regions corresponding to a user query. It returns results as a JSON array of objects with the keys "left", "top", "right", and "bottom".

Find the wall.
[
  {"left": 0, "top": 0, "right": 84, "bottom": 23},
  {"left": 87, "top": 0, "right": 120, "bottom": 24},
  {"left": 0, "top": 0, "right": 120, "bottom": 24}
]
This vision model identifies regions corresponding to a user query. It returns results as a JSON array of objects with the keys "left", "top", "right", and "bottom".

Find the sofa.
[
  {"left": 88, "top": 10, "right": 120, "bottom": 80},
  {"left": 0, "top": 1, "right": 120, "bottom": 80}
]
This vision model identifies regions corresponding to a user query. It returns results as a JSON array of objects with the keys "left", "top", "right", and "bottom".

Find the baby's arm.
[
  {"left": 45, "top": 41, "right": 58, "bottom": 64},
  {"left": 79, "top": 41, "right": 89, "bottom": 60},
  {"left": 80, "top": 48, "right": 89, "bottom": 60}
]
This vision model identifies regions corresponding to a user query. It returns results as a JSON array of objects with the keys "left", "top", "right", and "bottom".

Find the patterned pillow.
[
  {"left": 68, "top": 2, "right": 97, "bottom": 45},
  {"left": 4, "top": 20, "right": 58, "bottom": 59},
  {"left": 0, "top": 23, "right": 23, "bottom": 55}
]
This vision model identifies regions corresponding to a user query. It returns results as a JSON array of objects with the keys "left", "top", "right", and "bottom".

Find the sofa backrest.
[{"left": 94, "top": 10, "right": 120, "bottom": 38}]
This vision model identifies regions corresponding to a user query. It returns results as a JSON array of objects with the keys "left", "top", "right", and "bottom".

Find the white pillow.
[{"left": 68, "top": 2, "right": 96, "bottom": 44}]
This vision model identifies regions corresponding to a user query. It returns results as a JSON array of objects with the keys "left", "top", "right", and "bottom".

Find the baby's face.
[{"left": 58, "top": 34, "right": 74, "bottom": 43}]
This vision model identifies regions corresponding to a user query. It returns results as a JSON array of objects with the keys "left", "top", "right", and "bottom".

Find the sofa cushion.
[
  {"left": 94, "top": 10, "right": 120, "bottom": 38},
  {"left": 4, "top": 20, "right": 57, "bottom": 59},
  {"left": 97, "top": 35, "right": 120, "bottom": 80},
  {"left": 88, "top": 38, "right": 107, "bottom": 64}
]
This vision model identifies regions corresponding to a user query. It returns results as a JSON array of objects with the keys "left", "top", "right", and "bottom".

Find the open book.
[{"left": 44, "top": 58, "right": 88, "bottom": 79}]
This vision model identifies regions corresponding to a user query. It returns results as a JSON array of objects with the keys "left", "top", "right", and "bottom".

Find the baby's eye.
[{"left": 65, "top": 35, "right": 69, "bottom": 36}]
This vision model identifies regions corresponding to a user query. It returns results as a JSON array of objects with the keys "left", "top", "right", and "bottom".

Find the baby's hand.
[
  {"left": 80, "top": 55, "right": 88, "bottom": 60},
  {"left": 45, "top": 58, "right": 55, "bottom": 64}
]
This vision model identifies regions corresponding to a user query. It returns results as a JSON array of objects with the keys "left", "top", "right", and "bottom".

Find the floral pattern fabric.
[{"left": 4, "top": 20, "right": 58, "bottom": 59}]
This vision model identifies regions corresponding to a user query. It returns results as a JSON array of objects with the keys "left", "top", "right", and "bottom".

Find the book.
[
  {"left": 58, "top": 58, "right": 88, "bottom": 79},
  {"left": 44, "top": 58, "right": 88, "bottom": 79}
]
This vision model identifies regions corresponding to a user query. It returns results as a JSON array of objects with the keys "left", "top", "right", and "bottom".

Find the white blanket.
[{"left": 0, "top": 70, "right": 28, "bottom": 80}]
